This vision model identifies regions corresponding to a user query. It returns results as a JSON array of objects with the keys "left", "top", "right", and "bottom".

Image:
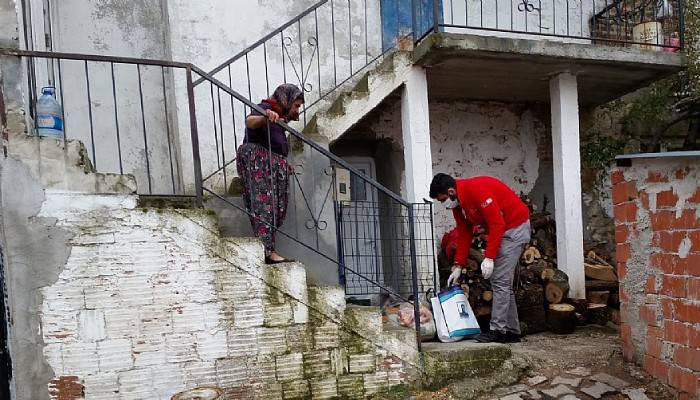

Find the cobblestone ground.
[{"left": 412, "top": 326, "right": 678, "bottom": 400}]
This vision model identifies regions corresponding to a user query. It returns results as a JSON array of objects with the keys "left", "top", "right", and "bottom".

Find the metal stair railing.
[
  {"left": 192, "top": 0, "right": 438, "bottom": 126},
  {"left": 1, "top": 48, "right": 437, "bottom": 351},
  {"left": 190, "top": 64, "right": 437, "bottom": 350}
]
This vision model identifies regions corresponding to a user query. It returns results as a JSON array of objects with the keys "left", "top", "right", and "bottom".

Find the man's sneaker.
[
  {"left": 474, "top": 331, "right": 520, "bottom": 343},
  {"left": 505, "top": 331, "right": 522, "bottom": 343},
  {"left": 474, "top": 331, "right": 508, "bottom": 343}
]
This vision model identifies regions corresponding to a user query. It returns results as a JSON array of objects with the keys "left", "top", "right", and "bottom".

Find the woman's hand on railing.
[
  {"left": 245, "top": 109, "right": 280, "bottom": 129},
  {"left": 265, "top": 109, "right": 281, "bottom": 123}
]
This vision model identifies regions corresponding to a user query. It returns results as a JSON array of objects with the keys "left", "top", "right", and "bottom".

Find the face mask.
[{"left": 444, "top": 198, "right": 459, "bottom": 210}]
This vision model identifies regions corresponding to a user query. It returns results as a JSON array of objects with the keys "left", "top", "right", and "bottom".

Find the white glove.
[
  {"left": 481, "top": 258, "right": 494, "bottom": 280},
  {"left": 447, "top": 265, "right": 462, "bottom": 286}
]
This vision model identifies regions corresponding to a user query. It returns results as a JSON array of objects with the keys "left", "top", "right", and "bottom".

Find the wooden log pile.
[{"left": 437, "top": 194, "right": 621, "bottom": 335}]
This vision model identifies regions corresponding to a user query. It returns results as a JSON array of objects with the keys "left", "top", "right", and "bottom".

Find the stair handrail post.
[
  {"left": 412, "top": 0, "right": 419, "bottom": 42},
  {"left": 186, "top": 66, "right": 204, "bottom": 206},
  {"left": 678, "top": 0, "right": 685, "bottom": 49},
  {"left": 429, "top": 201, "right": 438, "bottom": 294},
  {"left": 407, "top": 204, "right": 422, "bottom": 352},
  {"left": 433, "top": 0, "right": 440, "bottom": 33}
]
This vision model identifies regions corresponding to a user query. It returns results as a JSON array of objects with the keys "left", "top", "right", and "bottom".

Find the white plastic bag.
[
  {"left": 431, "top": 286, "right": 481, "bottom": 342},
  {"left": 383, "top": 298, "right": 436, "bottom": 341}
]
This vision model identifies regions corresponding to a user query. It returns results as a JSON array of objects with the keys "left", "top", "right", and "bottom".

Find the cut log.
[
  {"left": 545, "top": 281, "right": 570, "bottom": 304},
  {"left": 568, "top": 298, "right": 589, "bottom": 315},
  {"left": 542, "top": 268, "right": 556, "bottom": 281},
  {"left": 482, "top": 291, "right": 493, "bottom": 302},
  {"left": 587, "top": 303, "right": 610, "bottom": 326},
  {"left": 585, "top": 263, "right": 618, "bottom": 282},
  {"left": 587, "top": 290, "right": 610, "bottom": 305},
  {"left": 518, "top": 267, "right": 538, "bottom": 284},
  {"left": 469, "top": 248, "right": 485, "bottom": 264},
  {"left": 585, "top": 279, "right": 619, "bottom": 292},
  {"left": 569, "top": 299, "right": 590, "bottom": 325},
  {"left": 543, "top": 268, "right": 570, "bottom": 304},
  {"left": 548, "top": 303, "right": 576, "bottom": 334},
  {"left": 534, "top": 229, "right": 556, "bottom": 258},
  {"left": 587, "top": 250, "right": 613, "bottom": 267},
  {"left": 516, "top": 282, "right": 546, "bottom": 308},
  {"left": 527, "top": 261, "right": 556, "bottom": 283},
  {"left": 475, "top": 305, "right": 492, "bottom": 317},
  {"left": 460, "top": 284, "right": 470, "bottom": 297},
  {"left": 518, "top": 304, "right": 548, "bottom": 335},
  {"left": 522, "top": 247, "right": 542, "bottom": 264},
  {"left": 531, "top": 213, "right": 553, "bottom": 230},
  {"left": 466, "top": 259, "right": 480, "bottom": 273}
]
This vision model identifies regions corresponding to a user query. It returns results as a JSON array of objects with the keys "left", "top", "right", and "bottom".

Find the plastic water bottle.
[{"left": 36, "top": 86, "right": 64, "bottom": 138}]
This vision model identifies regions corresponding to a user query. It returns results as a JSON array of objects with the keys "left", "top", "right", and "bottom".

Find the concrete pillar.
[
  {"left": 549, "top": 72, "right": 585, "bottom": 299},
  {"left": 400, "top": 66, "right": 432, "bottom": 203},
  {"left": 400, "top": 66, "right": 433, "bottom": 295}
]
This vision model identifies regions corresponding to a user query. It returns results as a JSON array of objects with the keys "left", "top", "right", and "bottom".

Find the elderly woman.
[{"left": 236, "top": 84, "right": 304, "bottom": 264}]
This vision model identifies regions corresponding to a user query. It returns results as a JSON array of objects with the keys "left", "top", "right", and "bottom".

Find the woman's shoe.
[{"left": 264, "top": 256, "right": 295, "bottom": 264}]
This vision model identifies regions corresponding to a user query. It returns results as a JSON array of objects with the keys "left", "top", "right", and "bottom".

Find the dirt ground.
[{"left": 411, "top": 325, "right": 678, "bottom": 400}]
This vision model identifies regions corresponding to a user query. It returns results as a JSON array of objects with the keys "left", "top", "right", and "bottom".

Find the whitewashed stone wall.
[
  {"left": 430, "top": 101, "right": 546, "bottom": 239},
  {"left": 35, "top": 192, "right": 414, "bottom": 400}
]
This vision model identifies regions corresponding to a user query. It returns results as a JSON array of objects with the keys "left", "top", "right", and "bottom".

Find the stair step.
[
  {"left": 351, "top": 73, "right": 370, "bottom": 94},
  {"left": 8, "top": 132, "right": 137, "bottom": 194},
  {"left": 308, "top": 286, "right": 346, "bottom": 321},
  {"left": 344, "top": 305, "right": 383, "bottom": 335},
  {"left": 204, "top": 196, "right": 252, "bottom": 238},
  {"left": 305, "top": 51, "right": 413, "bottom": 143},
  {"left": 137, "top": 195, "right": 199, "bottom": 209},
  {"left": 263, "top": 262, "right": 309, "bottom": 325},
  {"left": 218, "top": 236, "right": 265, "bottom": 268},
  {"left": 421, "top": 341, "right": 513, "bottom": 389},
  {"left": 383, "top": 324, "right": 418, "bottom": 346}
]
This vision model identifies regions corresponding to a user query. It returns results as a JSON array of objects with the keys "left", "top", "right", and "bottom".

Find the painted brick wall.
[
  {"left": 34, "top": 192, "right": 413, "bottom": 400},
  {"left": 611, "top": 156, "right": 700, "bottom": 399}
]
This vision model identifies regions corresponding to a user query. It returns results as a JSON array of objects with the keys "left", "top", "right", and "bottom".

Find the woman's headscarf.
[{"left": 263, "top": 83, "right": 305, "bottom": 121}]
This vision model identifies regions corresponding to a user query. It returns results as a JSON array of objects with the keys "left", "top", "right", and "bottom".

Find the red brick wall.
[
  {"left": 612, "top": 158, "right": 700, "bottom": 399},
  {"left": 48, "top": 376, "right": 84, "bottom": 400}
]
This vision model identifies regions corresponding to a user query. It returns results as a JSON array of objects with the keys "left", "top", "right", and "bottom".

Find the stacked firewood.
[{"left": 439, "top": 194, "right": 620, "bottom": 334}]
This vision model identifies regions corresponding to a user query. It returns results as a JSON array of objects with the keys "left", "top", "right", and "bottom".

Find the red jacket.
[{"left": 452, "top": 176, "right": 529, "bottom": 264}]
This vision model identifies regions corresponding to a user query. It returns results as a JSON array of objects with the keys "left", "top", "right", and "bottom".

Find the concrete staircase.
[
  {"left": 299, "top": 51, "right": 414, "bottom": 144},
  {"left": 213, "top": 233, "right": 424, "bottom": 398}
]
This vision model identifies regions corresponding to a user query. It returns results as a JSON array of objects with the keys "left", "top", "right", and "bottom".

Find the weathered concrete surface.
[
  {"left": 426, "top": 348, "right": 533, "bottom": 399},
  {"left": 0, "top": 0, "right": 24, "bottom": 135},
  {"left": 415, "top": 33, "right": 685, "bottom": 107},
  {"left": 422, "top": 341, "right": 514, "bottom": 389},
  {"left": 436, "top": 326, "right": 678, "bottom": 400},
  {"left": 5, "top": 131, "right": 137, "bottom": 194},
  {"left": 0, "top": 158, "right": 72, "bottom": 400}
]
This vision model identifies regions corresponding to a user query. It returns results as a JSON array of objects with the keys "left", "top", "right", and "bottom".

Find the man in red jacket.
[{"left": 430, "top": 173, "right": 531, "bottom": 343}]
